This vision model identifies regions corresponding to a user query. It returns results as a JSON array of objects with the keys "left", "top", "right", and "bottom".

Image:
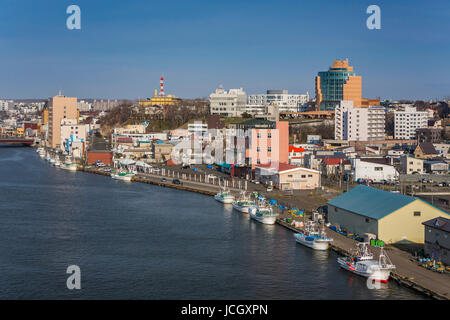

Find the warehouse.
[{"left": 327, "top": 185, "right": 449, "bottom": 244}]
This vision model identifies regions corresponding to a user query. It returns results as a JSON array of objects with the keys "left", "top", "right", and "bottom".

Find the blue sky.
[{"left": 1, "top": 0, "right": 449, "bottom": 100}]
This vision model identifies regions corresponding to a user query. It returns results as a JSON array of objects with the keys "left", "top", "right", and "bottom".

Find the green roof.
[{"left": 327, "top": 185, "right": 418, "bottom": 220}]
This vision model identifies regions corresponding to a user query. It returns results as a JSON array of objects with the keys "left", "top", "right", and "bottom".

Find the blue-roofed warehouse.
[{"left": 327, "top": 185, "right": 449, "bottom": 244}]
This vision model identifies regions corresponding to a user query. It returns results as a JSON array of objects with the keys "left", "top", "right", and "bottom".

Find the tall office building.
[
  {"left": 316, "top": 60, "right": 362, "bottom": 111},
  {"left": 335, "top": 100, "right": 385, "bottom": 141},
  {"left": 48, "top": 93, "right": 78, "bottom": 148}
]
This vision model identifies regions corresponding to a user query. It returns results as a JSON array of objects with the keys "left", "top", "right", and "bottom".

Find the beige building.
[
  {"left": 152, "top": 143, "right": 174, "bottom": 163},
  {"left": 48, "top": 94, "right": 78, "bottom": 148},
  {"left": 60, "top": 119, "right": 87, "bottom": 157},
  {"left": 327, "top": 185, "right": 449, "bottom": 244},
  {"left": 400, "top": 155, "right": 424, "bottom": 174},
  {"left": 255, "top": 163, "right": 321, "bottom": 190}
]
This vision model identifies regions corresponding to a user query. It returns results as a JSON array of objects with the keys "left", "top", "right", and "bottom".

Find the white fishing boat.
[
  {"left": 54, "top": 159, "right": 61, "bottom": 167},
  {"left": 60, "top": 163, "right": 78, "bottom": 171},
  {"left": 111, "top": 170, "right": 135, "bottom": 181},
  {"left": 214, "top": 188, "right": 234, "bottom": 204},
  {"left": 232, "top": 191, "right": 255, "bottom": 213},
  {"left": 294, "top": 221, "right": 333, "bottom": 251},
  {"left": 248, "top": 198, "right": 279, "bottom": 225},
  {"left": 337, "top": 242, "right": 395, "bottom": 283},
  {"left": 49, "top": 157, "right": 56, "bottom": 165}
]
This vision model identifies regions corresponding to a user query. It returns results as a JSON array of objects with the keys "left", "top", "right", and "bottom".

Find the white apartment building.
[
  {"left": 209, "top": 87, "right": 247, "bottom": 117},
  {"left": 394, "top": 105, "right": 428, "bottom": 139},
  {"left": 248, "top": 90, "right": 309, "bottom": 113},
  {"left": 0, "top": 100, "right": 14, "bottom": 111},
  {"left": 335, "top": 100, "right": 385, "bottom": 141},
  {"left": 77, "top": 100, "right": 93, "bottom": 112}
]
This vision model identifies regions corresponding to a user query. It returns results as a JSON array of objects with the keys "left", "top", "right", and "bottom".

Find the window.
[
  {"left": 301, "top": 175, "right": 306, "bottom": 178},
  {"left": 268, "top": 147, "right": 272, "bottom": 152},
  {"left": 268, "top": 133, "right": 271, "bottom": 138},
  {"left": 308, "top": 174, "right": 312, "bottom": 177},
  {"left": 414, "top": 211, "right": 421, "bottom": 217},
  {"left": 365, "top": 218, "right": 370, "bottom": 223},
  {"left": 374, "top": 167, "right": 383, "bottom": 171}
]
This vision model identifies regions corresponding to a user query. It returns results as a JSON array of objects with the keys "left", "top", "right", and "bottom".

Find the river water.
[{"left": 0, "top": 148, "right": 425, "bottom": 299}]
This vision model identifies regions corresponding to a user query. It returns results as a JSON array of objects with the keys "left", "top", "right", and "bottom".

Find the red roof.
[
  {"left": 323, "top": 158, "right": 345, "bottom": 165},
  {"left": 289, "top": 146, "right": 305, "bottom": 153}
]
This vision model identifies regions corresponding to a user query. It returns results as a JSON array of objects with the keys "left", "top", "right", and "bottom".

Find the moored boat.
[
  {"left": 337, "top": 242, "right": 395, "bottom": 283},
  {"left": 111, "top": 171, "right": 135, "bottom": 181},
  {"left": 214, "top": 188, "right": 234, "bottom": 204},
  {"left": 60, "top": 163, "right": 78, "bottom": 171},
  {"left": 232, "top": 191, "right": 254, "bottom": 213},
  {"left": 248, "top": 197, "right": 278, "bottom": 224},
  {"left": 294, "top": 221, "right": 333, "bottom": 251}
]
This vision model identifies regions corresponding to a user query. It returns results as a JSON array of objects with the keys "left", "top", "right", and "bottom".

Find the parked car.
[
  {"left": 172, "top": 178, "right": 182, "bottom": 185},
  {"left": 161, "top": 178, "right": 167, "bottom": 182},
  {"left": 181, "top": 165, "right": 190, "bottom": 169},
  {"left": 266, "top": 186, "right": 273, "bottom": 192}
]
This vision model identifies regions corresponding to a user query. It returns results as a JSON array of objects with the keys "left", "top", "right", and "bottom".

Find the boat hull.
[
  {"left": 337, "top": 257, "right": 391, "bottom": 282},
  {"left": 214, "top": 194, "right": 234, "bottom": 204},
  {"left": 232, "top": 202, "right": 250, "bottom": 213},
  {"left": 61, "top": 165, "right": 77, "bottom": 171},
  {"left": 249, "top": 212, "right": 277, "bottom": 225},
  {"left": 111, "top": 174, "right": 134, "bottom": 181}
]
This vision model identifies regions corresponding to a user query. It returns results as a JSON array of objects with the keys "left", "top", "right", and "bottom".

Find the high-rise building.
[
  {"left": 335, "top": 100, "right": 385, "bottom": 141},
  {"left": 48, "top": 93, "right": 78, "bottom": 148},
  {"left": 394, "top": 106, "right": 428, "bottom": 140},
  {"left": 316, "top": 60, "right": 362, "bottom": 111}
]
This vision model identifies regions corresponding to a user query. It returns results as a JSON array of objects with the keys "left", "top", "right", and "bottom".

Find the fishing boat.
[
  {"left": 294, "top": 221, "right": 333, "bottom": 250},
  {"left": 60, "top": 163, "right": 78, "bottom": 171},
  {"left": 232, "top": 191, "right": 255, "bottom": 213},
  {"left": 337, "top": 242, "right": 395, "bottom": 283},
  {"left": 248, "top": 197, "right": 279, "bottom": 225},
  {"left": 54, "top": 159, "right": 61, "bottom": 167},
  {"left": 37, "top": 149, "right": 46, "bottom": 158},
  {"left": 214, "top": 188, "right": 234, "bottom": 204},
  {"left": 111, "top": 170, "right": 135, "bottom": 181}
]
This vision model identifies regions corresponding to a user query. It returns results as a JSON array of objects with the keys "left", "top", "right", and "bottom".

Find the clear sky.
[{"left": 1, "top": 0, "right": 449, "bottom": 100}]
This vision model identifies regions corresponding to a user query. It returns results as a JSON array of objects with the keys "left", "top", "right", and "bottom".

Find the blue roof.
[{"left": 327, "top": 185, "right": 417, "bottom": 220}]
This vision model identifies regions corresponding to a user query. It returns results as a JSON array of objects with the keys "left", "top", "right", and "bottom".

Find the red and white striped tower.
[{"left": 160, "top": 76, "right": 165, "bottom": 97}]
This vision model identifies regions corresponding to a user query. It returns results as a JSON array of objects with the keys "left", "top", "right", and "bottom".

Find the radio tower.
[{"left": 160, "top": 75, "right": 165, "bottom": 97}]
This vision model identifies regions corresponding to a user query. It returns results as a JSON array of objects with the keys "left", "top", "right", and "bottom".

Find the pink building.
[{"left": 233, "top": 119, "right": 289, "bottom": 169}]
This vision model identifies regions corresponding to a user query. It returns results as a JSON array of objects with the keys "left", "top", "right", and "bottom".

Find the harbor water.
[{"left": 0, "top": 148, "right": 425, "bottom": 299}]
